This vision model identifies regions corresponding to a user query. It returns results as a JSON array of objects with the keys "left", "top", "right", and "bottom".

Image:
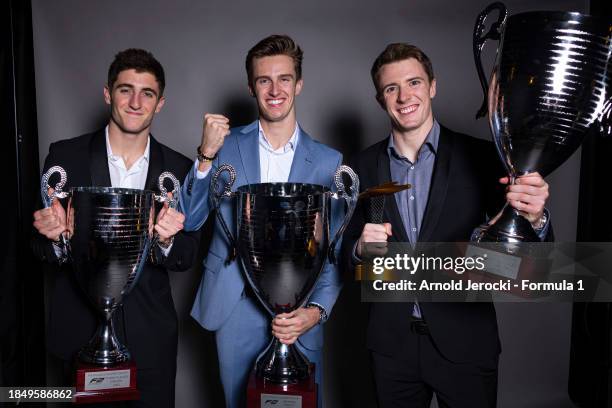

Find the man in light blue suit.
[{"left": 180, "top": 35, "right": 343, "bottom": 408}]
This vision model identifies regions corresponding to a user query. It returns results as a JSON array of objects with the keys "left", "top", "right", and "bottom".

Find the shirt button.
[
  {"left": 412, "top": 227, "right": 417, "bottom": 232},
  {"left": 410, "top": 166, "right": 415, "bottom": 170},
  {"left": 410, "top": 195, "right": 415, "bottom": 201}
]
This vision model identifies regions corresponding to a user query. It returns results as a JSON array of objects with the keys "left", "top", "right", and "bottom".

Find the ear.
[
  {"left": 429, "top": 78, "right": 437, "bottom": 99},
  {"left": 155, "top": 96, "right": 166, "bottom": 113},
  {"left": 103, "top": 85, "right": 111, "bottom": 105},
  {"left": 248, "top": 83, "right": 255, "bottom": 98},
  {"left": 295, "top": 78, "right": 304, "bottom": 96}
]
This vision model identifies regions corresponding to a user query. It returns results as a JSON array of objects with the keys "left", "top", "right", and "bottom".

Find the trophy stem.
[
  {"left": 255, "top": 336, "right": 310, "bottom": 384},
  {"left": 477, "top": 203, "right": 540, "bottom": 242},
  {"left": 78, "top": 314, "right": 130, "bottom": 366}
]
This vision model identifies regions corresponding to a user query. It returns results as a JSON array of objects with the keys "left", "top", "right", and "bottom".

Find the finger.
[
  {"left": 204, "top": 113, "right": 230, "bottom": 123},
  {"left": 506, "top": 185, "right": 543, "bottom": 196},
  {"left": 515, "top": 175, "right": 546, "bottom": 187},
  {"left": 383, "top": 223, "right": 393, "bottom": 236},
  {"left": 508, "top": 200, "right": 543, "bottom": 216},
  {"left": 506, "top": 192, "right": 546, "bottom": 205},
  {"left": 499, "top": 176, "right": 510, "bottom": 184}
]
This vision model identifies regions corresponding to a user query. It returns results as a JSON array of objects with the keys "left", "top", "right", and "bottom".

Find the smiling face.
[
  {"left": 376, "top": 58, "right": 436, "bottom": 136},
  {"left": 249, "top": 54, "right": 303, "bottom": 125},
  {"left": 104, "top": 69, "right": 165, "bottom": 136}
]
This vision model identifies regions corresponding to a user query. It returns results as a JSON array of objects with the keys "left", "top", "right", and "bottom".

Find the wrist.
[
  {"left": 197, "top": 145, "right": 217, "bottom": 163},
  {"left": 305, "top": 302, "right": 328, "bottom": 325},
  {"left": 531, "top": 211, "right": 547, "bottom": 230}
]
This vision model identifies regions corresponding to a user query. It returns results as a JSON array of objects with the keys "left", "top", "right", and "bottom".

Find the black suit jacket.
[
  {"left": 32, "top": 129, "right": 198, "bottom": 371},
  {"left": 342, "top": 125, "right": 552, "bottom": 366}
]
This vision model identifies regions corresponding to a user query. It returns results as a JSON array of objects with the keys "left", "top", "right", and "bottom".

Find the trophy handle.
[
  {"left": 211, "top": 164, "right": 238, "bottom": 264},
  {"left": 156, "top": 171, "right": 181, "bottom": 210},
  {"left": 473, "top": 1, "right": 507, "bottom": 119},
  {"left": 328, "top": 165, "right": 360, "bottom": 264},
  {"left": 40, "top": 165, "right": 68, "bottom": 208}
]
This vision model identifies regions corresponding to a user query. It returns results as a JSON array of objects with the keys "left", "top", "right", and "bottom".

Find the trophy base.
[
  {"left": 247, "top": 364, "right": 317, "bottom": 408},
  {"left": 74, "top": 360, "right": 140, "bottom": 404}
]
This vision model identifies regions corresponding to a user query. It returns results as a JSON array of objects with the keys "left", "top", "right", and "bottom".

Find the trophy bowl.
[
  {"left": 472, "top": 2, "right": 612, "bottom": 242},
  {"left": 211, "top": 164, "right": 359, "bottom": 384}
]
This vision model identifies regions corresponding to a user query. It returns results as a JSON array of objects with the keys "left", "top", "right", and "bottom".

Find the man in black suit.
[
  {"left": 32, "top": 49, "right": 198, "bottom": 407},
  {"left": 341, "top": 43, "right": 552, "bottom": 407}
]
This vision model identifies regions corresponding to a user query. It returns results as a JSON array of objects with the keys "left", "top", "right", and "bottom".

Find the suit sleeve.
[
  {"left": 180, "top": 160, "right": 216, "bottom": 232},
  {"left": 306, "top": 154, "right": 344, "bottom": 318}
]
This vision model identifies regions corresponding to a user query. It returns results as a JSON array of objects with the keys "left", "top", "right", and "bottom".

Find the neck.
[
  {"left": 259, "top": 111, "right": 297, "bottom": 150},
  {"left": 391, "top": 117, "right": 434, "bottom": 162},
  {"left": 107, "top": 121, "right": 149, "bottom": 169}
]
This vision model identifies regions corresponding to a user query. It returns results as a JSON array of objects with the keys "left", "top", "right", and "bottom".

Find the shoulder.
[
  {"left": 439, "top": 125, "right": 495, "bottom": 155},
  {"left": 48, "top": 130, "right": 99, "bottom": 153},
  {"left": 350, "top": 138, "right": 387, "bottom": 169},
  {"left": 153, "top": 139, "right": 193, "bottom": 177}
]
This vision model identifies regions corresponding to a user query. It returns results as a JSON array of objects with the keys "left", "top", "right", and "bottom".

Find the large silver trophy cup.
[
  {"left": 40, "top": 166, "right": 179, "bottom": 365},
  {"left": 211, "top": 164, "right": 359, "bottom": 383},
  {"left": 472, "top": 2, "right": 612, "bottom": 242}
]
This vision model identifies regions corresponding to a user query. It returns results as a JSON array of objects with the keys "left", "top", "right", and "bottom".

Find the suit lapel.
[
  {"left": 288, "top": 127, "right": 313, "bottom": 183},
  {"left": 89, "top": 129, "right": 112, "bottom": 187},
  {"left": 376, "top": 139, "right": 409, "bottom": 243},
  {"left": 145, "top": 135, "right": 164, "bottom": 192},
  {"left": 237, "top": 121, "right": 260, "bottom": 185},
  {"left": 418, "top": 127, "right": 454, "bottom": 242}
]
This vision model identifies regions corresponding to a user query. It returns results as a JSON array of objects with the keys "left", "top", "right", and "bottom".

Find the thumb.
[
  {"left": 164, "top": 191, "right": 173, "bottom": 208},
  {"left": 384, "top": 222, "right": 393, "bottom": 236}
]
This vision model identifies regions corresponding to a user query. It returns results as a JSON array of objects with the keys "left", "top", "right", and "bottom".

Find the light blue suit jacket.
[{"left": 181, "top": 121, "right": 343, "bottom": 350}]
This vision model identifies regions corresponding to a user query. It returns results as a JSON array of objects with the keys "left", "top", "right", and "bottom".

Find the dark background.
[{"left": 4, "top": 0, "right": 611, "bottom": 406}]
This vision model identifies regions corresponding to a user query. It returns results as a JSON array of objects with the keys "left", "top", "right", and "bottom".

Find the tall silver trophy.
[
  {"left": 472, "top": 2, "right": 612, "bottom": 242},
  {"left": 40, "top": 166, "right": 179, "bottom": 401},
  {"left": 211, "top": 164, "right": 359, "bottom": 384}
]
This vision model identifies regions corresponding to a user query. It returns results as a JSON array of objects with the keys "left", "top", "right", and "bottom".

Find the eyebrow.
[
  {"left": 115, "top": 83, "right": 159, "bottom": 96},
  {"left": 381, "top": 76, "right": 425, "bottom": 90},
  {"left": 254, "top": 73, "right": 295, "bottom": 82}
]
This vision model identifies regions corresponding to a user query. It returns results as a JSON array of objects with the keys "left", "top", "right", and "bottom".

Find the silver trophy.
[
  {"left": 40, "top": 166, "right": 179, "bottom": 365},
  {"left": 472, "top": 2, "right": 612, "bottom": 242},
  {"left": 211, "top": 164, "right": 359, "bottom": 383}
]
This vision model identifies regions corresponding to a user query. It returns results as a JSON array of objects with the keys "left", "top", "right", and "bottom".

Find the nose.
[
  {"left": 269, "top": 80, "right": 280, "bottom": 96},
  {"left": 397, "top": 85, "right": 410, "bottom": 103},
  {"left": 129, "top": 92, "right": 141, "bottom": 110}
]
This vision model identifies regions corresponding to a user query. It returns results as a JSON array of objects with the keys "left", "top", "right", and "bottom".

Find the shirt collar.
[
  {"left": 258, "top": 120, "right": 299, "bottom": 154},
  {"left": 105, "top": 125, "right": 150, "bottom": 164},
  {"left": 387, "top": 120, "right": 440, "bottom": 161}
]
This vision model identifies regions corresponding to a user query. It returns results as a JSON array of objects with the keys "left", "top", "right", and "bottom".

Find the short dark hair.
[
  {"left": 371, "top": 43, "right": 434, "bottom": 94},
  {"left": 107, "top": 48, "right": 165, "bottom": 96},
  {"left": 245, "top": 35, "right": 303, "bottom": 85}
]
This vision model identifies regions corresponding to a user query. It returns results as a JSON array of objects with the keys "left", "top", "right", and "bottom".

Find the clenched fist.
[
  {"left": 155, "top": 192, "right": 185, "bottom": 245},
  {"left": 357, "top": 222, "right": 392, "bottom": 258},
  {"left": 198, "top": 113, "right": 231, "bottom": 172}
]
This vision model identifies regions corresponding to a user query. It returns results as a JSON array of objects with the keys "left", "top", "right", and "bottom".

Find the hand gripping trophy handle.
[
  {"left": 328, "top": 165, "right": 360, "bottom": 264},
  {"left": 210, "top": 164, "right": 238, "bottom": 264},
  {"left": 40, "top": 166, "right": 70, "bottom": 253},
  {"left": 152, "top": 171, "right": 181, "bottom": 247},
  {"left": 473, "top": 1, "right": 507, "bottom": 119}
]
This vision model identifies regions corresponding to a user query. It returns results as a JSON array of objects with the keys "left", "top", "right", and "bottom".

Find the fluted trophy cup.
[
  {"left": 472, "top": 2, "right": 612, "bottom": 242},
  {"left": 211, "top": 164, "right": 358, "bottom": 406},
  {"left": 40, "top": 166, "right": 180, "bottom": 403}
]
